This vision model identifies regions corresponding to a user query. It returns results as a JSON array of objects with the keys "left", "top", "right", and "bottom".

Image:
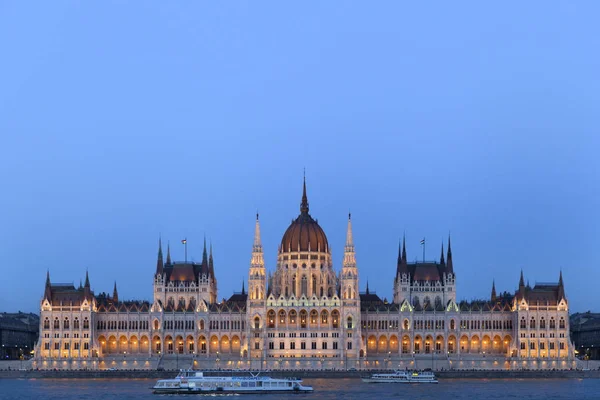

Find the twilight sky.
[{"left": 0, "top": 2, "right": 598, "bottom": 314}]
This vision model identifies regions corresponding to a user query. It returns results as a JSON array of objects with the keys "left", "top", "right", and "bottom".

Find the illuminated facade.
[{"left": 33, "top": 179, "right": 574, "bottom": 370}]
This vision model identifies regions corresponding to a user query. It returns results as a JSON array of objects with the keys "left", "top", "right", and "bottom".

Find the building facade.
[{"left": 33, "top": 179, "right": 574, "bottom": 370}]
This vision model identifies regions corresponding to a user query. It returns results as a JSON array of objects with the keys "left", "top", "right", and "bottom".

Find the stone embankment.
[{"left": 1, "top": 368, "right": 599, "bottom": 380}]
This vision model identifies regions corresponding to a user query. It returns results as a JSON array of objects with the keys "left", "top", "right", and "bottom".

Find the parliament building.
[{"left": 33, "top": 179, "right": 574, "bottom": 370}]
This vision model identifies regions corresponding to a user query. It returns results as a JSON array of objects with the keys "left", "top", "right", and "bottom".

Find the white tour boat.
[
  {"left": 152, "top": 370, "right": 314, "bottom": 394},
  {"left": 362, "top": 369, "right": 438, "bottom": 384}
]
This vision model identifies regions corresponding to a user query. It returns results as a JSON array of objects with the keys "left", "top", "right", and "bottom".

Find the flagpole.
[
  {"left": 185, "top": 238, "right": 188, "bottom": 263},
  {"left": 422, "top": 238, "right": 425, "bottom": 263}
]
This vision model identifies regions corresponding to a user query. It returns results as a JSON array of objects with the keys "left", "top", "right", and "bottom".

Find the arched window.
[
  {"left": 53, "top": 318, "right": 59, "bottom": 329},
  {"left": 347, "top": 316, "right": 353, "bottom": 329},
  {"left": 167, "top": 297, "right": 175, "bottom": 310},
  {"left": 267, "top": 310, "right": 275, "bottom": 329},
  {"left": 312, "top": 275, "right": 317, "bottom": 296},
  {"left": 520, "top": 317, "right": 526, "bottom": 329},
  {"left": 74, "top": 318, "right": 80, "bottom": 330},
  {"left": 189, "top": 298, "right": 196, "bottom": 311},
  {"left": 423, "top": 296, "right": 431, "bottom": 309},
  {"left": 530, "top": 317, "right": 535, "bottom": 329},
  {"left": 540, "top": 318, "right": 546, "bottom": 329},
  {"left": 412, "top": 297, "right": 420, "bottom": 308},
  {"left": 178, "top": 297, "right": 186, "bottom": 310},
  {"left": 434, "top": 297, "right": 442, "bottom": 309},
  {"left": 450, "top": 319, "right": 455, "bottom": 330},
  {"left": 83, "top": 318, "right": 89, "bottom": 329},
  {"left": 403, "top": 319, "right": 409, "bottom": 330},
  {"left": 200, "top": 319, "right": 205, "bottom": 330},
  {"left": 550, "top": 318, "right": 556, "bottom": 329},
  {"left": 63, "top": 317, "right": 70, "bottom": 330},
  {"left": 254, "top": 317, "right": 260, "bottom": 329},
  {"left": 43, "top": 318, "right": 50, "bottom": 330},
  {"left": 559, "top": 317, "right": 565, "bottom": 329},
  {"left": 301, "top": 275, "right": 308, "bottom": 296},
  {"left": 300, "top": 310, "right": 308, "bottom": 328},
  {"left": 292, "top": 275, "right": 297, "bottom": 297},
  {"left": 154, "top": 320, "right": 160, "bottom": 330}
]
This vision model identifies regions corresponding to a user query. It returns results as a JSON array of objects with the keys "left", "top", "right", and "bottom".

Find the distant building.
[
  {"left": 33, "top": 177, "right": 574, "bottom": 370},
  {"left": 0, "top": 312, "right": 39, "bottom": 360},
  {"left": 571, "top": 312, "right": 600, "bottom": 360}
]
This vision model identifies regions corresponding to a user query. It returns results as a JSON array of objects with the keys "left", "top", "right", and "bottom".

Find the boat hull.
[
  {"left": 153, "top": 387, "right": 314, "bottom": 394},
  {"left": 361, "top": 378, "right": 438, "bottom": 384}
]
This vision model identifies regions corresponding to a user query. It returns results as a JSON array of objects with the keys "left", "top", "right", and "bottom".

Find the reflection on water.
[{"left": 0, "top": 378, "right": 598, "bottom": 400}]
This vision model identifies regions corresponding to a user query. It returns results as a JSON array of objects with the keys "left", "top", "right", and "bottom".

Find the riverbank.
[{"left": 1, "top": 369, "right": 599, "bottom": 380}]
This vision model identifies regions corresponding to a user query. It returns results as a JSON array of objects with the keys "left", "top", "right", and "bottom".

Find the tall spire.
[
  {"left": 251, "top": 214, "right": 265, "bottom": 268},
  {"left": 345, "top": 213, "right": 354, "bottom": 249},
  {"left": 300, "top": 173, "right": 309, "bottom": 214},
  {"left": 491, "top": 280, "right": 497, "bottom": 302},
  {"left": 253, "top": 213, "right": 262, "bottom": 251},
  {"left": 519, "top": 269, "right": 525, "bottom": 287},
  {"left": 208, "top": 242, "right": 214, "bottom": 276},
  {"left": 113, "top": 281, "right": 118, "bottom": 303},
  {"left": 166, "top": 242, "right": 171, "bottom": 265},
  {"left": 156, "top": 236, "right": 164, "bottom": 275},
  {"left": 366, "top": 280, "right": 370, "bottom": 295},
  {"left": 84, "top": 270, "right": 90, "bottom": 288},
  {"left": 440, "top": 241, "right": 445, "bottom": 266},
  {"left": 446, "top": 235, "right": 453, "bottom": 274},
  {"left": 397, "top": 238, "right": 402, "bottom": 263},
  {"left": 44, "top": 270, "right": 51, "bottom": 300},
  {"left": 241, "top": 280, "right": 245, "bottom": 295},
  {"left": 343, "top": 213, "right": 356, "bottom": 268},
  {"left": 202, "top": 236, "right": 208, "bottom": 265},
  {"left": 402, "top": 234, "right": 407, "bottom": 264},
  {"left": 558, "top": 270, "right": 565, "bottom": 300}
]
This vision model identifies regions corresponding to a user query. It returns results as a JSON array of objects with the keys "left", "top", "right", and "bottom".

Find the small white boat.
[
  {"left": 152, "top": 370, "right": 314, "bottom": 394},
  {"left": 362, "top": 369, "right": 438, "bottom": 384}
]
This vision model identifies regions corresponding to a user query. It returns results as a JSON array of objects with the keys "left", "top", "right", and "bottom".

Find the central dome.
[{"left": 280, "top": 178, "right": 329, "bottom": 253}]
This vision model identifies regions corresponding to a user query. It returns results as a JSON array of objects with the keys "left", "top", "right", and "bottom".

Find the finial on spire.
[{"left": 300, "top": 173, "right": 309, "bottom": 214}]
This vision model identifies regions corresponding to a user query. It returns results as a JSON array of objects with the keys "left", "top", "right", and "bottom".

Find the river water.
[{"left": 0, "top": 378, "right": 598, "bottom": 399}]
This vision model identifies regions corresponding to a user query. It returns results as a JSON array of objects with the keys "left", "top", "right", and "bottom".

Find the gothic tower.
[
  {"left": 247, "top": 213, "right": 267, "bottom": 359},
  {"left": 340, "top": 213, "right": 361, "bottom": 357}
]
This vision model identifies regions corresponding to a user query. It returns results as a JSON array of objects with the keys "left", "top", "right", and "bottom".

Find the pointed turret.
[
  {"left": 366, "top": 280, "right": 370, "bottom": 295},
  {"left": 166, "top": 242, "right": 172, "bottom": 265},
  {"left": 113, "top": 281, "right": 118, "bottom": 303},
  {"left": 84, "top": 270, "right": 91, "bottom": 298},
  {"left": 241, "top": 280, "right": 245, "bottom": 295},
  {"left": 208, "top": 242, "right": 215, "bottom": 276},
  {"left": 300, "top": 174, "right": 309, "bottom": 215},
  {"left": 44, "top": 270, "right": 51, "bottom": 300},
  {"left": 440, "top": 241, "right": 445, "bottom": 266},
  {"left": 156, "top": 236, "right": 164, "bottom": 275},
  {"left": 343, "top": 213, "right": 356, "bottom": 268},
  {"left": 519, "top": 269, "right": 525, "bottom": 288},
  {"left": 396, "top": 235, "right": 409, "bottom": 278},
  {"left": 558, "top": 270, "right": 565, "bottom": 300},
  {"left": 202, "top": 236, "right": 208, "bottom": 266},
  {"left": 446, "top": 235, "right": 454, "bottom": 274},
  {"left": 79, "top": 279, "right": 83, "bottom": 289},
  {"left": 491, "top": 280, "right": 497, "bottom": 302},
  {"left": 253, "top": 213, "right": 262, "bottom": 251}
]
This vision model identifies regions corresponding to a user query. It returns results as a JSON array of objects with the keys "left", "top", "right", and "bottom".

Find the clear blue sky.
[{"left": 0, "top": 2, "right": 598, "bottom": 314}]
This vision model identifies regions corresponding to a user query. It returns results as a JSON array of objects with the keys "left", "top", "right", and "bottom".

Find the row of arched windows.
[
  {"left": 44, "top": 317, "right": 89, "bottom": 330},
  {"left": 520, "top": 316, "right": 565, "bottom": 329}
]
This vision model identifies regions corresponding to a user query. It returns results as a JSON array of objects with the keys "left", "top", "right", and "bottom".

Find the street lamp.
[{"left": 216, "top": 351, "right": 220, "bottom": 370}]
